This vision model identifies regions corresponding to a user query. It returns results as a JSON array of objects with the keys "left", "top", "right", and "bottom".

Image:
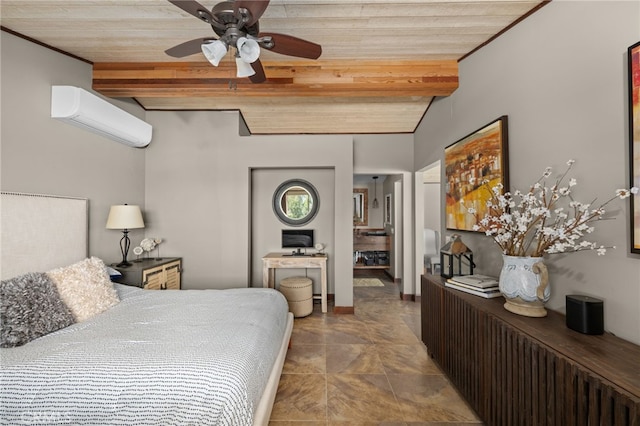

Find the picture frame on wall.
[
  {"left": 384, "top": 194, "right": 392, "bottom": 224},
  {"left": 445, "top": 116, "right": 509, "bottom": 232},
  {"left": 629, "top": 41, "right": 640, "bottom": 254}
]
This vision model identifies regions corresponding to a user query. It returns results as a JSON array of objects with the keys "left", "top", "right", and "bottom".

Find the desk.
[{"left": 262, "top": 252, "right": 328, "bottom": 313}]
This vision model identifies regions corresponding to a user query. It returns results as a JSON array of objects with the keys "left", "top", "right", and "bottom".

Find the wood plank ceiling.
[{"left": 1, "top": 1, "right": 548, "bottom": 134}]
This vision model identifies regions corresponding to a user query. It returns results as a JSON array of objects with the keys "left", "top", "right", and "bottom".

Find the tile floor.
[{"left": 269, "top": 270, "right": 483, "bottom": 425}]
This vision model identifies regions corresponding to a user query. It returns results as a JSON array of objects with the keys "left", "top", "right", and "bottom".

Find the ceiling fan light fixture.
[
  {"left": 237, "top": 37, "right": 260, "bottom": 63},
  {"left": 235, "top": 57, "right": 256, "bottom": 78},
  {"left": 201, "top": 40, "right": 228, "bottom": 66},
  {"left": 166, "top": 0, "right": 322, "bottom": 84}
]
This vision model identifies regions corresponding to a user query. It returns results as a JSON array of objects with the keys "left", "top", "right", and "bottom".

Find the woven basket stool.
[{"left": 279, "top": 276, "right": 313, "bottom": 318}]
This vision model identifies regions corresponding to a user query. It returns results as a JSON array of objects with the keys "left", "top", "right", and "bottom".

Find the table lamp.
[{"left": 106, "top": 204, "right": 145, "bottom": 267}]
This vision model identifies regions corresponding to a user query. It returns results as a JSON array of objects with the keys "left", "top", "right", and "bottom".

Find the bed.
[{"left": 0, "top": 192, "right": 294, "bottom": 425}]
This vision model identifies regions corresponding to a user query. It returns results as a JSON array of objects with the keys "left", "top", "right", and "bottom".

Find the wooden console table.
[
  {"left": 421, "top": 274, "right": 640, "bottom": 425},
  {"left": 262, "top": 252, "right": 328, "bottom": 313}
]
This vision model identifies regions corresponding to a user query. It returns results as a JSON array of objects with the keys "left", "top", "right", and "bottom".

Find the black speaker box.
[{"left": 566, "top": 295, "right": 604, "bottom": 335}]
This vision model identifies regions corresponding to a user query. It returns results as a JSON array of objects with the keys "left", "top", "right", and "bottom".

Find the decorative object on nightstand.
[
  {"left": 106, "top": 204, "right": 144, "bottom": 267},
  {"left": 440, "top": 234, "right": 474, "bottom": 279},
  {"left": 153, "top": 238, "right": 163, "bottom": 260},
  {"left": 314, "top": 242, "right": 325, "bottom": 254},
  {"left": 111, "top": 257, "right": 182, "bottom": 290},
  {"left": 140, "top": 237, "right": 156, "bottom": 259},
  {"left": 133, "top": 246, "right": 143, "bottom": 262}
]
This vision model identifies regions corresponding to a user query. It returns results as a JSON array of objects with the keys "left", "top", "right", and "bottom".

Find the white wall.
[
  {"left": 414, "top": 1, "right": 640, "bottom": 344},
  {"left": 0, "top": 31, "right": 146, "bottom": 263}
]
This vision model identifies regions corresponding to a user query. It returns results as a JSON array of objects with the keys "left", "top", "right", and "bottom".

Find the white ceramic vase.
[{"left": 499, "top": 255, "right": 550, "bottom": 317}]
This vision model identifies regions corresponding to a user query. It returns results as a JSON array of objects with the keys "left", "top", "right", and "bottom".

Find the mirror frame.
[
  {"left": 353, "top": 188, "right": 368, "bottom": 226},
  {"left": 272, "top": 179, "right": 320, "bottom": 226}
]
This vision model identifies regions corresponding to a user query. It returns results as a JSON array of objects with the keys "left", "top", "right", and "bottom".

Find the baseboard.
[
  {"left": 313, "top": 294, "right": 335, "bottom": 301},
  {"left": 399, "top": 293, "right": 414, "bottom": 302},
  {"left": 333, "top": 306, "right": 355, "bottom": 314}
]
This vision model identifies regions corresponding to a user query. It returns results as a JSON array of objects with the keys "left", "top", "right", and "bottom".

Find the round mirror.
[{"left": 273, "top": 179, "right": 320, "bottom": 226}]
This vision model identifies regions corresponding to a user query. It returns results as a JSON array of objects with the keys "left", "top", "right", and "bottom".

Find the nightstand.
[{"left": 112, "top": 257, "right": 182, "bottom": 290}]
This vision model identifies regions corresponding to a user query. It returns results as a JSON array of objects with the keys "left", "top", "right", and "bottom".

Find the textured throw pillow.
[
  {"left": 47, "top": 257, "right": 120, "bottom": 322},
  {"left": 0, "top": 272, "right": 76, "bottom": 348}
]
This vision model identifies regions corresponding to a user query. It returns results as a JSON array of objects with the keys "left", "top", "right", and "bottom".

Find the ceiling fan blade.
[
  {"left": 168, "top": 0, "right": 218, "bottom": 26},
  {"left": 234, "top": 0, "right": 270, "bottom": 27},
  {"left": 249, "top": 59, "right": 266, "bottom": 83},
  {"left": 259, "top": 32, "right": 322, "bottom": 60},
  {"left": 165, "top": 38, "right": 212, "bottom": 58}
]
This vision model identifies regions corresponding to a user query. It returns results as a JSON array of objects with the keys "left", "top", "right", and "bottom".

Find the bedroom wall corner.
[
  {"left": 144, "top": 110, "right": 354, "bottom": 308},
  {"left": 0, "top": 30, "right": 146, "bottom": 264},
  {"left": 412, "top": 1, "right": 640, "bottom": 345}
]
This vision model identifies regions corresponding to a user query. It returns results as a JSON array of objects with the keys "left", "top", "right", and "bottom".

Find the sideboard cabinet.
[
  {"left": 113, "top": 257, "right": 182, "bottom": 290},
  {"left": 421, "top": 274, "right": 640, "bottom": 426}
]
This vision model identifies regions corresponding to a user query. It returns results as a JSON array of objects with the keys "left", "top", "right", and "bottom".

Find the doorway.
[
  {"left": 414, "top": 161, "right": 442, "bottom": 296},
  {"left": 352, "top": 174, "right": 389, "bottom": 272}
]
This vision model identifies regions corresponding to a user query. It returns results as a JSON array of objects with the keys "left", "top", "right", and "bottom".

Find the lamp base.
[{"left": 118, "top": 230, "right": 132, "bottom": 268}]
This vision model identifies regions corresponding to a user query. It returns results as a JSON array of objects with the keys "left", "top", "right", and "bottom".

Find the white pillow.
[{"left": 47, "top": 257, "right": 120, "bottom": 322}]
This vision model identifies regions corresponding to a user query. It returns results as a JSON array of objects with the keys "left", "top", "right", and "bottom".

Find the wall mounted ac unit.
[{"left": 51, "top": 86, "right": 152, "bottom": 148}]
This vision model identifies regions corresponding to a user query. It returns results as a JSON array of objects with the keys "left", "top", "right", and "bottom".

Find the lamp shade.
[
  {"left": 202, "top": 40, "right": 228, "bottom": 67},
  {"left": 235, "top": 57, "right": 256, "bottom": 77},
  {"left": 237, "top": 37, "right": 260, "bottom": 63},
  {"left": 106, "top": 205, "right": 145, "bottom": 230}
]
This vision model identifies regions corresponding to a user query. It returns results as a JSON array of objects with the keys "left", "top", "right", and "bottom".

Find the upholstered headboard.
[{"left": 1, "top": 192, "right": 88, "bottom": 280}]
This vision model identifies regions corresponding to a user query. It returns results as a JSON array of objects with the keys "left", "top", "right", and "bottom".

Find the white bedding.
[{"left": 0, "top": 284, "right": 290, "bottom": 425}]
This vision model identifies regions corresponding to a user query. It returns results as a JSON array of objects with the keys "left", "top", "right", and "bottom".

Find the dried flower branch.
[{"left": 463, "top": 160, "right": 637, "bottom": 257}]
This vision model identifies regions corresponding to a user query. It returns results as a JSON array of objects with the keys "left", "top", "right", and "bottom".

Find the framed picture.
[
  {"left": 629, "top": 41, "right": 640, "bottom": 254},
  {"left": 384, "top": 194, "right": 392, "bottom": 224},
  {"left": 445, "top": 116, "right": 509, "bottom": 232}
]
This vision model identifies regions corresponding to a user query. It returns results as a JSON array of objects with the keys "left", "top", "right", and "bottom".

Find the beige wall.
[
  {"left": 0, "top": 28, "right": 418, "bottom": 310},
  {"left": 353, "top": 134, "right": 417, "bottom": 293},
  {"left": 423, "top": 184, "right": 440, "bottom": 232},
  {"left": 251, "top": 168, "right": 335, "bottom": 295},
  {"left": 0, "top": 31, "right": 146, "bottom": 263},
  {"left": 143, "top": 110, "right": 356, "bottom": 307},
  {"left": 352, "top": 178, "right": 385, "bottom": 229},
  {"left": 0, "top": 30, "right": 355, "bottom": 306},
  {"left": 414, "top": 1, "right": 640, "bottom": 344}
]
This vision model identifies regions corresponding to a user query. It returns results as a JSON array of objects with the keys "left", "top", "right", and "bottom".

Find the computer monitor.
[{"left": 282, "top": 229, "right": 314, "bottom": 255}]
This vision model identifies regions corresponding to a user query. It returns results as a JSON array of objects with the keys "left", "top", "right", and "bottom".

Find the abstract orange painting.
[
  {"left": 445, "top": 116, "right": 509, "bottom": 232},
  {"left": 629, "top": 41, "right": 640, "bottom": 253}
]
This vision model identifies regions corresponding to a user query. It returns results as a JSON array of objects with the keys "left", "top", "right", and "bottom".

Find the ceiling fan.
[{"left": 165, "top": 0, "right": 322, "bottom": 83}]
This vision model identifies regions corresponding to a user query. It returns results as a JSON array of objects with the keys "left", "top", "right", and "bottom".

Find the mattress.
[{"left": 0, "top": 284, "right": 290, "bottom": 425}]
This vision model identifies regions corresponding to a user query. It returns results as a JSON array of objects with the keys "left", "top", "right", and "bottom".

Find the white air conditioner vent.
[{"left": 51, "top": 86, "right": 152, "bottom": 148}]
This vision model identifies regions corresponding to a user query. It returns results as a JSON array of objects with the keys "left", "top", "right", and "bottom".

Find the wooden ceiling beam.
[{"left": 92, "top": 60, "right": 458, "bottom": 99}]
